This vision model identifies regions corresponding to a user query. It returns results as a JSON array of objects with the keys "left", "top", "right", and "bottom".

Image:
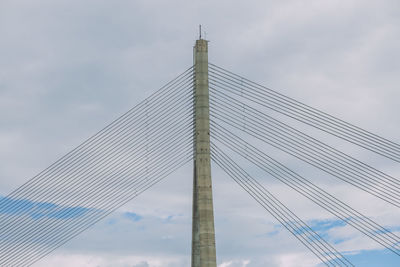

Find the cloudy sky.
[{"left": 1, "top": 0, "right": 400, "bottom": 266}]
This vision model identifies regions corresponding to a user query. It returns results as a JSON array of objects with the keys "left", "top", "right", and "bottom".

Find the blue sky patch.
[
  {"left": 123, "top": 212, "right": 142, "bottom": 222},
  {"left": 0, "top": 196, "right": 93, "bottom": 220},
  {"left": 309, "top": 219, "right": 347, "bottom": 232},
  {"left": 347, "top": 249, "right": 400, "bottom": 266}
]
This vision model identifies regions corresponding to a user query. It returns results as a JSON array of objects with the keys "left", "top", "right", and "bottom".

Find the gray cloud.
[{"left": 1, "top": 0, "right": 400, "bottom": 266}]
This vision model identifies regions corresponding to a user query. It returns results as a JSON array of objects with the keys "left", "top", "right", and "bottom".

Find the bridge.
[{"left": 1, "top": 38, "right": 400, "bottom": 267}]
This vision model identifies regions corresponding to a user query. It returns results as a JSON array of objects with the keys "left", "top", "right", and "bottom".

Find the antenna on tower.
[{"left": 199, "top": 25, "right": 202, "bottom": 39}]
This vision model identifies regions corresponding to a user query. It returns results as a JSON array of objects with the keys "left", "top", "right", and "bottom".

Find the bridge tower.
[{"left": 191, "top": 38, "right": 217, "bottom": 267}]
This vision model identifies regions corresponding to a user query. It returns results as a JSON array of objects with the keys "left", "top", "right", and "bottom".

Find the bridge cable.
[
  {"left": 209, "top": 63, "right": 400, "bottom": 158},
  {"left": 1, "top": 84, "right": 193, "bottom": 212},
  {"left": 0, "top": 116, "right": 193, "bottom": 263},
  {"left": 208, "top": 73, "right": 400, "bottom": 162},
  {"left": 0, "top": 93, "right": 194, "bottom": 264},
  {"left": 210, "top": 89, "right": 400, "bottom": 188},
  {"left": 1, "top": 67, "right": 194, "bottom": 206},
  {"left": 6, "top": 139, "right": 192, "bottom": 267},
  {"left": 209, "top": 63, "right": 400, "bottom": 162},
  {"left": 1, "top": 66, "right": 194, "bottom": 203},
  {"left": 0, "top": 68, "right": 193, "bottom": 218},
  {"left": 210, "top": 120, "right": 400, "bottom": 255},
  {"left": 0, "top": 119, "right": 190, "bottom": 266},
  {"left": 211, "top": 143, "right": 353, "bottom": 267},
  {"left": 0, "top": 77, "right": 193, "bottom": 244},
  {"left": 0, "top": 68, "right": 194, "bottom": 266},
  {"left": 209, "top": 93, "right": 400, "bottom": 207}
]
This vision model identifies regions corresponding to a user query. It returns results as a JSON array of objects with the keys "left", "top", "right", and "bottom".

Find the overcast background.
[{"left": 1, "top": 0, "right": 400, "bottom": 266}]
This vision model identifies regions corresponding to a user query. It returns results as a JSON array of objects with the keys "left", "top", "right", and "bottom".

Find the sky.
[{"left": 1, "top": 0, "right": 400, "bottom": 266}]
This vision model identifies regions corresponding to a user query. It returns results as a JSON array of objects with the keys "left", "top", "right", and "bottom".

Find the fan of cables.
[
  {"left": 209, "top": 62, "right": 400, "bottom": 266},
  {"left": 0, "top": 67, "right": 195, "bottom": 266},
  {"left": 1, "top": 61, "right": 399, "bottom": 267}
]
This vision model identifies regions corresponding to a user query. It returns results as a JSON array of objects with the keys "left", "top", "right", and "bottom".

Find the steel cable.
[
  {"left": 209, "top": 64, "right": 400, "bottom": 162},
  {"left": 2, "top": 66, "right": 194, "bottom": 203},
  {"left": 209, "top": 63, "right": 400, "bottom": 154},
  {"left": 210, "top": 89, "right": 400, "bottom": 188},
  {"left": 0, "top": 73, "right": 193, "bottom": 219},
  {"left": 0, "top": 68, "right": 194, "bottom": 265},
  {"left": 7, "top": 152, "right": 192, "bottom": 267},
  {"left": 2, "top": 72, "right": 193, "bottom": 205},
  {"left": 0, "top": 116, "right": 193, "bottom": 258},
  {"left": 1, "top": 131, "right": 193, "bottom": 265},
  {"left": 0, "top": 87, "right": 193, "bottom": 237},
  {"left": 211, "top": 144, "right": 353, "bottom": 267},
  {"left": 210, "top": 121, "right": 400, "bottom": 255},
  {"left": 209, "top": 75, "right": 400, "bottom": 162},
  {"left": 209, "top": 92, "right": 400, "bottom": 200},
  {"left": 210, "top": 103, "right": 400, "bottom": 207},
  {"left": 0, "top": 103, "right": 193, "bottom": 258}
]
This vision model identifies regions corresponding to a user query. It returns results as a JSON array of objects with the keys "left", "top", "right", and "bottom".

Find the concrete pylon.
[{"left": 191, "top": 39, "right": 217, "bottom": 267}]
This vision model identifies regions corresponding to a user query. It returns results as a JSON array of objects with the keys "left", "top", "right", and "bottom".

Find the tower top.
[{"left": 194, "top": 39, "right": 208, "bottom": 52}]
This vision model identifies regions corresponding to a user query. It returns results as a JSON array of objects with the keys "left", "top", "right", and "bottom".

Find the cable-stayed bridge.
[{"left": 1, "top": 38, "right": 400, "bottom": 267}]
